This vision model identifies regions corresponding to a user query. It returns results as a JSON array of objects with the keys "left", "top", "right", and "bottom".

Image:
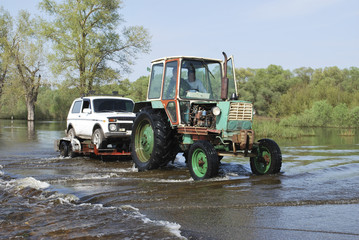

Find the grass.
[
  {"left": 339, "top": 129, "right": 356, "bottom": 136},
  {"left": 253, "top": 117, "right": 314, "bottom": 139}
]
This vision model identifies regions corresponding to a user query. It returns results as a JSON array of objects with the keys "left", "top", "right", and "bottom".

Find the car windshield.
[{"left": 93, "top": 99, "right": 134, "bottom": 113}]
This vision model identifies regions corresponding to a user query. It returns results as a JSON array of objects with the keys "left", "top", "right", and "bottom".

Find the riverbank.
[{"left": 254, "top": 116, "right": 358, "bottom": 139}]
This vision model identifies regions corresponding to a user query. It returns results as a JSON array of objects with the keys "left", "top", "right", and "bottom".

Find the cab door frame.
[
  {"left": 226, "top": 55, "right": 238, "bottom": 96},
  {"left": 161, "top": 59, "right": 180, "bottom": 126}
]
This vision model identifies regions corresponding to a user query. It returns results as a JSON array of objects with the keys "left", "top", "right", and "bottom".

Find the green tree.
[
  {"left": 236, "top": 67, "right": 253, "bottom": 91},
  {"left": 341, "top": 67, "right": 359, "bottom": 93},
  {"left": 293, "top": 67, "right": 314, "bottom": 85},
  {"left": 306, "top": 100, "right": 333, "bottom": 127},
  {"left": 0, "top": 76, "right": 27, "bottom": 119},
  {"left": 0, "top": 8, "right": 13, "bottom": 98},
  {"left": 11, "top": 11, "right": 45, "bottom": 121},
  {"left": 349, "top": 106, "right": 359, "bottom": 127},
  {"left": 129, "top": 75, "right": 149, "bottom": 101},
  {"left": 332, "top": 103, "right": 350, "bottom": 127},
  {"left": 40, "top": 0, "right": 151, "bottom": 95},
  {"left": 237, "top": 65, "right": 292, "bottom": 116}
]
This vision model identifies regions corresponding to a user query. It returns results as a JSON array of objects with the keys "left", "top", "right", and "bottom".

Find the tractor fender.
[{"left": 133, "top": 100, "right": 164, "bottom": 113}]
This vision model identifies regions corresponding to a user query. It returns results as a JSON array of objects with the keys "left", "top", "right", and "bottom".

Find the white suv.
[{"left": 67, "top": 96, "right": 136, "bottom": 150}]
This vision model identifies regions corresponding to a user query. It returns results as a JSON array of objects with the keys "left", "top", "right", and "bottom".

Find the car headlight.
[
  {"left": 212, "top": 106, "right": 221, "bottom": 116},
  {"left": 109, "top": 123, "right": 117, "bottom": 131}
]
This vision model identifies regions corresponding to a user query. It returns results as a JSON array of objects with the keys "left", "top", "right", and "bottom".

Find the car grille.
[
  {"left": 118, "top": 123, "right": 133, "bottom": 130},
  {"left": 228, "top": 102, "right": 253, "bottom": 121},
  {"left": 112, "top": 117, "right": 136, "bottom": 121}
]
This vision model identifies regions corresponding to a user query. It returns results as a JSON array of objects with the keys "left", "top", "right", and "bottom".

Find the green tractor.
[{"left": 131, "top": 52, "right": 282, "bottom": 180}]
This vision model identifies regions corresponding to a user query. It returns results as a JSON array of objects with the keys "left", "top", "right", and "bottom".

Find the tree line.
[
  {"left": 0, "top": 75, "right": 149, "bottom": 120},
  {"left": 0, "top": 0, "right": 150, "bottom": 120},
  {"left": 237, "top": 65, "right": 359, "bottom": 127},
  {"left": 2, "top": 63, "right": 358, "bottom": 126}
]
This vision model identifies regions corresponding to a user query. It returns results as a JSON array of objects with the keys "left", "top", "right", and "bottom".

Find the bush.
[
  {"left": 254, "top": 118, "right": 305, "bottom": 138},
  {"left": 280, "top": 100, "right": 359, "bottom": 128},
  {"left": 332, "top": 103, "right": 350, "bottom": 127},
  {"left": 349, "top": 106, "right": 359, "bottom": 127},
  {"left": 309, "top": 100, "right": 333, "bottom": 127}
]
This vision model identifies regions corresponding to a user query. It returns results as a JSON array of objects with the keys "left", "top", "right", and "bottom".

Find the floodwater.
[{"left": 0, "top": 120, "right": 359, "bottom": 240}]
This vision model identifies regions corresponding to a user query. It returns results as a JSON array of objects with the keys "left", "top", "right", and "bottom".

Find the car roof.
[{"left": 73, "top": 96, "right": 134, "bottom": 102}]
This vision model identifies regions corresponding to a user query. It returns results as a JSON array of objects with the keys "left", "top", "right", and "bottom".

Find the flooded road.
[{"left": 1, "top": 120, "right": 359, "bottom": 239}]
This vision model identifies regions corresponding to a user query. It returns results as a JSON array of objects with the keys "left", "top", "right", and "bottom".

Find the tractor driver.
[{"left": 186, "top": 68, "right": 207, "bottom": 93}]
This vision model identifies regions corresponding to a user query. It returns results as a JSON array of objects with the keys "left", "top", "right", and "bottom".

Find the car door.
[
  {"left": 68, "top": 99, "right": 83, "bottom": 136},
  {"left": 76, "top": 98, "right": 93, "bottom": 138}
]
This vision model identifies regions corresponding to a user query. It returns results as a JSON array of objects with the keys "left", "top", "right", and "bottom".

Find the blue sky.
[{"left": 1, "top": 0, "right": 358, "bottom": 82}]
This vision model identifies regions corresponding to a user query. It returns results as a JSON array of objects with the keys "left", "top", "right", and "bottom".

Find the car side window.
[
  {"left": 71, "top": 101, "right": 82, "bottom": 113},
  {"left": 82, "top": 99, "right": 91, "bottom": 112}
]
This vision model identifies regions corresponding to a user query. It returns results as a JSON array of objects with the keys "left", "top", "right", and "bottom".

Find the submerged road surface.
[{"left": 0, "top": 120, "right": 358, "bottom": 239}]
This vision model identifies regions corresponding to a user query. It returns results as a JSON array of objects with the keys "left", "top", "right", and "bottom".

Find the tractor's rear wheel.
[
  {"left": 188, "top": 141, "right": 219, "bottom": 180},
  {"left": 131, "top": 108, "right": 177, "bottom": 171},
  {"left": 250, "top": 139, "right": 282, "bottom": 175}
]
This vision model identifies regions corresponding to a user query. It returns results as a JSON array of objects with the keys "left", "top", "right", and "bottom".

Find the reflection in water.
[{"left": 27, "top": 121, "right": 35, "bottom": 140}]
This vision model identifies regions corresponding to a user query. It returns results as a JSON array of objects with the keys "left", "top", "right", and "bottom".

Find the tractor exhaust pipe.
[{"left": 221, "top": 52, "right": 228, "bottom": 100}]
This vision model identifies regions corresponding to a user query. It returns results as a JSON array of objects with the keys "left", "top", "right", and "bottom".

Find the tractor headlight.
[
  {"left": 212, "top": 106, "right": 221, "bottom": 116},
  {"left": 109, "top": 123, "right": 117, "bottom": 132}
]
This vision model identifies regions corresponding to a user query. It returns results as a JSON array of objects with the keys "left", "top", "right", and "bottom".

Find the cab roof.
[{"left": 151, "top": 56, "right": 222, "bottom": 64}]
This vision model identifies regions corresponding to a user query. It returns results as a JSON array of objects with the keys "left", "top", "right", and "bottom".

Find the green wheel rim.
[
  {"left": 254, "top": 146, "right": 271, "bottom": 174},
  {"left": 191, "top": 148, "right": 208, "bottom": 178},
  {"left": 135, "top": 119, "right": 154, "bottom": 163}
]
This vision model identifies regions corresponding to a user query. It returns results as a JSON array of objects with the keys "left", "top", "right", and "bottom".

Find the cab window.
[
  {"left": 227, "top": 58, "right": 236, "bottom": 97},
  {"left": 162, "top": 61, "right": 178, "bottom": 100},
  {"left": 148, "top": 63, "right": 163, "bottom": 99}
]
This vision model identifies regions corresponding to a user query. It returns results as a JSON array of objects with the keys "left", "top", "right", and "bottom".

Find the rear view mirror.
[{"left": 83, "top": 108, "right": 92, "bottom": 114}]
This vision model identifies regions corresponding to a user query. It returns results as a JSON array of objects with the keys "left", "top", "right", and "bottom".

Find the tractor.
[{"left": 131, "top": 52, "right": 282, "bottom": 180}]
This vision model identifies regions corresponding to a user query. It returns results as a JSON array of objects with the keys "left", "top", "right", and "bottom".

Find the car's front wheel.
[
  {"left": 92, "top": 128, "right": 107, "bottom": 149},
  {"left": 67, "top": 128, "right": 76, "bottom": 139}
]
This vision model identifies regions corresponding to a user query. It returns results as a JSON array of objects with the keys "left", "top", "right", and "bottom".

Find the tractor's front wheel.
[
  {"left": 188, "top": 141, "right": 219, "bottom": 180},
  {"left": 250, "top": 139, "right": 282, "bottom": 175}
]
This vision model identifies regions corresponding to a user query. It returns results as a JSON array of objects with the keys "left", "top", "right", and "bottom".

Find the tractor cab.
[{"left": 146, "top": 55, "right": 237, "bottom": 126}]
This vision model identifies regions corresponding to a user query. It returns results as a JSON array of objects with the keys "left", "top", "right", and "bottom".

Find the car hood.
[{"left": 94, "top": 112, "right": 136, "bottom": 120}]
